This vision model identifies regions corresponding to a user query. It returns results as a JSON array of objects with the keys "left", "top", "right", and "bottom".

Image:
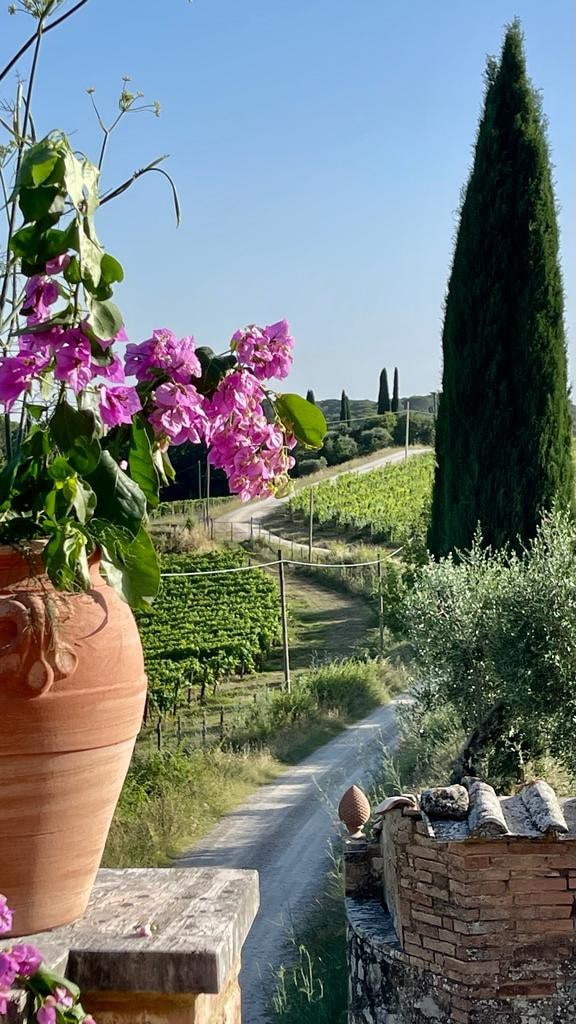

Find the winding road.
[{"left": 180, "top": 697, "right": 409, "bottom": 1023}]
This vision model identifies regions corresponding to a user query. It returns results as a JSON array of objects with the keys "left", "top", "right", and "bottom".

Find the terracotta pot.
[{"left": 0, "top": 545, "right": 147, "bottom": 936}]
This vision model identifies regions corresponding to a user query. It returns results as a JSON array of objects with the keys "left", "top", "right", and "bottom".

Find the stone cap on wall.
[
  {"left": 416, "top": 778, "right": 576, "bottom": 842},
  {"left": 15, "top": 868, "right": 260, "bottom": 996}
]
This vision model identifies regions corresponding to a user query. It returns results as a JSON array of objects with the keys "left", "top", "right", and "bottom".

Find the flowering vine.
[
  {"left": 0, "top": 895, "right": 93, "bottom": 1024},
  {"left": 0, "top": 4, "right": 327, "bottom": 608}
]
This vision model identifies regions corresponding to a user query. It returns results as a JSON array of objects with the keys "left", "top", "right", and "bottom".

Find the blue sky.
[{"left": 3, "top": 0, "right": 575, "bottom": 400}]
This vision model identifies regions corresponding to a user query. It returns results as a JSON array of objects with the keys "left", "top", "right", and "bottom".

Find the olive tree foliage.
[{"left": 402, "top": 510, "right": 576, "bottom": 786}]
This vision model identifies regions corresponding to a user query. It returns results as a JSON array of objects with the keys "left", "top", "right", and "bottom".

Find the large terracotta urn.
[{"left": 0, "top": 545, "right": 147, "bottom": 937}]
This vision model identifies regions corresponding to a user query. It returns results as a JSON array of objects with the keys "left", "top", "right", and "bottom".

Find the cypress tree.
[
  {"left": 391, "top": 368, "right": 400, "bottom": 413},
  {"left": 340, "top": 390, "right": 351, "bottom": 423},
  {"left": 306, "top": 389, "right": 316, "bottom": 405},
  {"left": 377, "top": 369, "right": 390, "bottom": 414},
  {"left": 429, "top": 21, "right": 574, "bottom": 557}
]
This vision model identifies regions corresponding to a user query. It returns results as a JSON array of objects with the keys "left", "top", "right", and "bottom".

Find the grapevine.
[
  {"left": 289, "top": 454, "right": 434, "bottom": 544},
  {"left": 138, "top": 551, "right": 281, "bottom": 710}
]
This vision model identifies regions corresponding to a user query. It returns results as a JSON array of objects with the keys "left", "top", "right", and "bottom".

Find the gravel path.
[{"left": 180, "top": 696, "right": 409, "bottom": 1023}]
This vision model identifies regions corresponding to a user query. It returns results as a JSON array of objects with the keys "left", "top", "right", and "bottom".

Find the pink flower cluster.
[
  {"left": 207, "top": 371, "right": 296, "bottom": 500},
  {"left": 125, "top": 329, "right": 201, "bottom": 384},
  {"left": 0, "top": 893, "right": 42, "bottom": 1015},
  {"left": 0, "top": 262, "right": 298, "bottom": 500},
  {"left": 231, "top": 319, "right": 294, "bottom": 381},
  {"left": 0, "top": 895, "right": 95, "bottom": 1024}
]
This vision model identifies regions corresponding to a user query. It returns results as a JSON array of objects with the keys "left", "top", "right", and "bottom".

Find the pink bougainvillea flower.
[
  {"left": 125, "top": 329, "right": 201, "bottom": 384},
  {"left": 209, "top": 411, "right": 295, "bottom": 501},
  {"left": 54, "top": 986, "right": 74, "bottom": 1009},
  {"left": 207, "top": 370, "right": 265, "bottom": 423},
  {"left": 44, "top": 254, "right": 70, "bottom": 275},
  {"left": 263, "top": 319, "right": 294, "bottom": 379},
  {"left": 133, "top": 923, "right": 153, "bottom": 938},
  {"left": 0, "top": 952, "right": 17, "bottom": 989},
  {"left": 93, "top": 354, "right": 125, "bottom": 383},
  {"left": 36, "top": 995, "right": 57, "bottom": 1024},
  {"left": 23, "top": 276, "right": 59, "bottom": 325},
  {"left": 0, "top": 991, "right": 11, "bottom": 1014},
  {"left": 0, "top": 355, "right": 36, "bottom": 410},
  {"left": 10, "top": 944, "right": 42, "bottom": 979},
  {"left": 231, "top": 319, "right": 293, "bottom": 381},
  {"left": 18, "top": 331, "right": 55, "bottom": 372},
  {"left": 99, "top": 385, "right": 142, "bottom": 428},
  {"left": 148, "top": 381, "right": 208, "bottom": 447},
  {"left": 0, "top": 895, "right": 13, "bottom": 935},
  {"left": 54, "top": 330, "right": 93, "bottom": 394}
]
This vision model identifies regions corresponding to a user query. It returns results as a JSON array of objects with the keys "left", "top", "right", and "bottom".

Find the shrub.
[
  {"left": 401, "top": 510, "right": 576, "bottom": 785},
  {"left": 357, "top": 428, "right": 393, "bottom": 453},
  {"left": 323, "top": 435, "right": 359, "bottom": 465},
  {"left": 393, "top": 412, "right": 435, "bottom": 446},
  {"left": 297, "top": 457, "right": 328, "bottom": 477}
]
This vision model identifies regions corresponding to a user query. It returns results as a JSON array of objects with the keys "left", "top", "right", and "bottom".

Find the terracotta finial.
[{"left": 338, "top": 785, "right": 371, "bottom": 838}]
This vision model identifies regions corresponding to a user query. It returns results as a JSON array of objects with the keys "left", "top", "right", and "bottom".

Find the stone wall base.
[{"left": 347, "top": 898, "right": 576, "bottom": 1024}]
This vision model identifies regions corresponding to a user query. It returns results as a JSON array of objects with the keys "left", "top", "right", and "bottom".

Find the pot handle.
[{"left": 0, "top": 594, "right": 77, "bottom": 695}]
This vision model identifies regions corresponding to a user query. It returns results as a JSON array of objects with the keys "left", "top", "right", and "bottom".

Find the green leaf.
[
  {"left": 63, "top": 148, "right": 86, "bottom": 209},
  {"left": 50, "top": 402, "right": 101, "bottom": 475},
  {"left": 196, "top": 347, "right": 237, "bottom": 395},
  {"left": 274, "top": 393, "right": 327, "bottom": 450},
  {"left": 17, "top": 140, "right": 61, "bottom": 189},
  {"left": 72, "top": 477, "right": 97, "bottom": 524},
  {"left": 86, "top": 451, "right": 146, "bottom": 538},
  {"left": 129, "top": 416, "right": 159, "bottom": 508},
  {"left": 78, "top": 223, "right": 103, "bottom": 288},
  {"left": 81, "top": 158, "right": 100, "bottom": 215},
  {"left": 100, "top": 253, "right": 124, "bottom": 284},
  {"left": 10, "top": 223, "right": 40, "bottom": 259},
  {"left": 28, "top": 963, "right": 80, "bottom": 1002},
  {"left": 63, "top": 255, "right": 82, "bottom": 284},
  {"left": 68, "top": 435, "right": 101, "bottom": 475},
  {"left": 18, "top": 185, "right": 65, "bottom": 225},
  {"left": 48, "top": 455, "right": 73, "bottom": 482},
  {"left": 40, "top": 223, "right": 76, "bottom": 261},
  {"left": 95, "top": 523, "right": 160, "bottom": 609},
  {"left": 27, "top": 404, "right": 46, "bottom": 422},
  {"left": 87, "top": 298, "right": 123, "bottom": 342},
  {"left": 44, "top": 523, "right": 90, "bottom": 592},
  {"left": 51, "top": 401, "right": 98, "bottom": 450}
]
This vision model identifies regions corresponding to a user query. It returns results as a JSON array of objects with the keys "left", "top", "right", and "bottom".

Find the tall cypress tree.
[
  {"left": 306, "top": 389, "right": 316, "bottom": 405},
  {"left": 391, "top": 368, "right": 400, "bottom": 413},
  {"left": 340, "top": 390, "right": 351, "bottom": 423},
  {"left": 377, "top": 369, "right": 390, "bottom": 414},
  {"left": 429, "top": 21, "right": 574, "bottom": 557}
]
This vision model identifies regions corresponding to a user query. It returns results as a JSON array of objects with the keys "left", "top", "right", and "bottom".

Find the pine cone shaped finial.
[{"left": 338, "top": 785, "right": 371, "bottom": 838}]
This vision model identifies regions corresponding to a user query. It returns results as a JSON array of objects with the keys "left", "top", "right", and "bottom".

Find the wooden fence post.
[
  {"left": 277, "top": 549, "right": 291, "bottom": 693},
  {"left": 377, "top": 556, "right": 385, "bottom": 656},
  {"left": 308, "top": 487, "right": 314, "bottom": 562}
]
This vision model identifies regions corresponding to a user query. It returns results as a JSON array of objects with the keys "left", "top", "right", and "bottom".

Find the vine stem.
[{"left": 0, "top": 0, "right": 90, "bottom": 86}]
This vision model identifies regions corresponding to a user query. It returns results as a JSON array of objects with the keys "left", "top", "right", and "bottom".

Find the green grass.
[{"left": 267, "top": 863, "right": 347, "bottom": 1023}]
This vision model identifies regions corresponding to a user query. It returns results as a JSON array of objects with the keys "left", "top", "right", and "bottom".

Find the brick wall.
[
  {"left": 346, "top": 807, "right": 576, "bottom": 1024},
  {"left": 386, "top": 809, "right": 576, "bottom": 1003}
]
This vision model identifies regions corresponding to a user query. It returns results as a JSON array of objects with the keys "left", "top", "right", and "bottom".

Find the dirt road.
[{"left": 180, "top": 697, "right": 408, "bottom": 1023}]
